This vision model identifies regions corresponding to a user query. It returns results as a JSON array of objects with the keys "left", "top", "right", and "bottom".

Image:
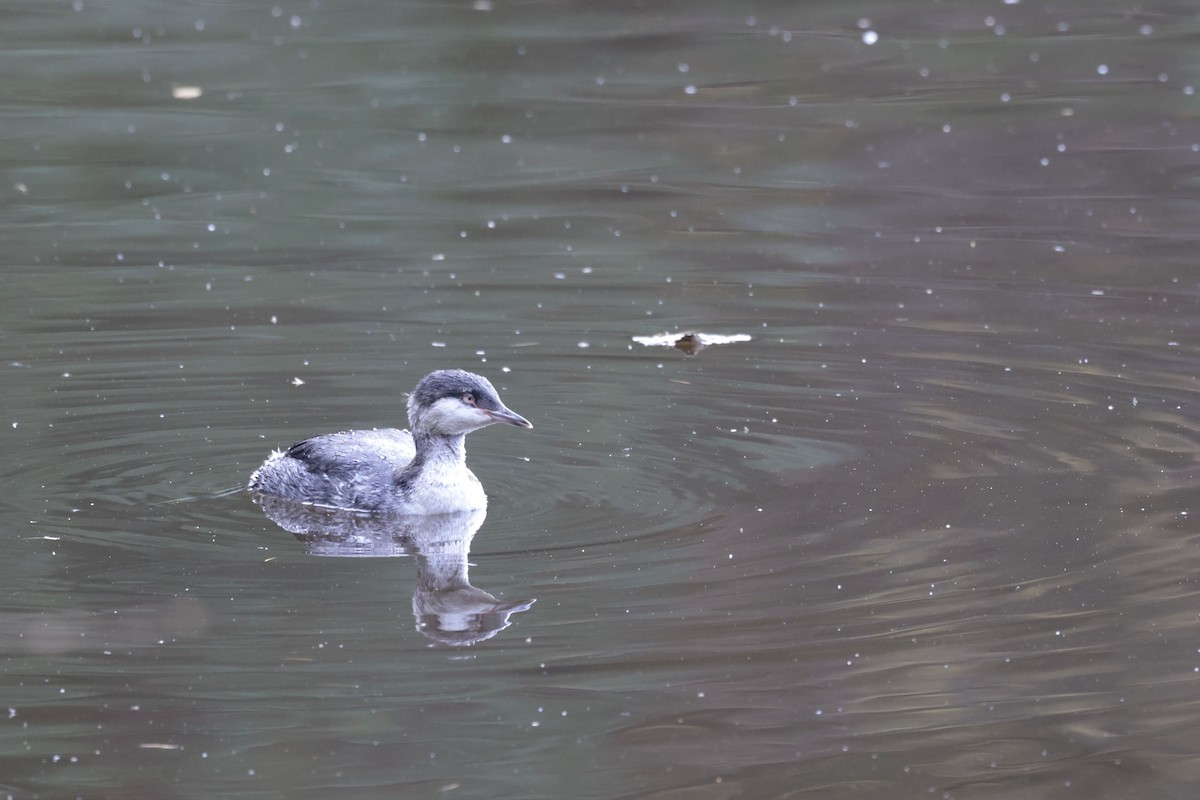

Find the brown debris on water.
[{"left": 632, "top": 331, "right": 752, "bottom": 356}]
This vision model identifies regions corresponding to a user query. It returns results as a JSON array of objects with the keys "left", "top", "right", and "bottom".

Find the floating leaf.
[{"left": 632, "top": 331, "right": 751, "bottom": 355}]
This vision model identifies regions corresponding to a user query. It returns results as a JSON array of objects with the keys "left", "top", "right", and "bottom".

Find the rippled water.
[{"left": 4, "top": 1, "right": 1200, "bottom": 798}]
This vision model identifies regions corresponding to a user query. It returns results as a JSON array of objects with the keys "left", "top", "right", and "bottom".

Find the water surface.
[{"left": 3, "top": 1, "right": 1200, "bottom": 798}]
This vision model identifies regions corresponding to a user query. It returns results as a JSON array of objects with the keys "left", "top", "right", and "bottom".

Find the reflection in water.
[{"left": 253, "top": 494, "right": 535, "bottom": 647}]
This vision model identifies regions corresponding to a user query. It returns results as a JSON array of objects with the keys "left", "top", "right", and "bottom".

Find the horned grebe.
[{"left": 248, "top": 369, "right": 531, "bottom": 514}]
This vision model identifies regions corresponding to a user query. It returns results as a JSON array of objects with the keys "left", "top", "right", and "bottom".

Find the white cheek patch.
[{"left": 423, "top": 397, "right": 493, "bottom": 434}]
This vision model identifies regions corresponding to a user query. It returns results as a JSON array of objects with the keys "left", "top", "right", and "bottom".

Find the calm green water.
[{"left": 3, "top": 1, "right": 1200, "bottom": 798}]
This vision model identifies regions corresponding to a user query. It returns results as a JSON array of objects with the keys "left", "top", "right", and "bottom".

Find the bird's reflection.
[{"left": 254, "top": 494, "right": 535, "bottom": 646}]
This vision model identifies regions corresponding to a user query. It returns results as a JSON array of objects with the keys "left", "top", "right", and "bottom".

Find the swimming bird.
[{"left": 248, "top": 369, "right": 531, "bottom": 514}]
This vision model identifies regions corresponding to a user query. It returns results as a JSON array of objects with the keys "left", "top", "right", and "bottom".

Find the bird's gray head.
[{"left": 407, "top": 369, "right": 532, "bottom": 436}]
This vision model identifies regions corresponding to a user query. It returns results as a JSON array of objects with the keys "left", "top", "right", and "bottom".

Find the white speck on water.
[
  {"left": 862, "top": 30, "right": 878, "bottom": 45},
  {"left": 684, "top": 85, "right": 697, "bottom": 95},
  {"left": 1097, "top": 64, "right": 1109, "bottom": 75},
  {"left": 577, "top": 341, "right": 590, "bottom": 348}
]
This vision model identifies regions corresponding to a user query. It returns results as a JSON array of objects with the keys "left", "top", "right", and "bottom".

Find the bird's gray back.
[{"left": 285, "top": 428, "right": 416, "bottom": 477}]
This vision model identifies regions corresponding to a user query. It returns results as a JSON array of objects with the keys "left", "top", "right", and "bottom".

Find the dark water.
[{"left": 4, "top": 1, "right": 1200, "bottom": 798}]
